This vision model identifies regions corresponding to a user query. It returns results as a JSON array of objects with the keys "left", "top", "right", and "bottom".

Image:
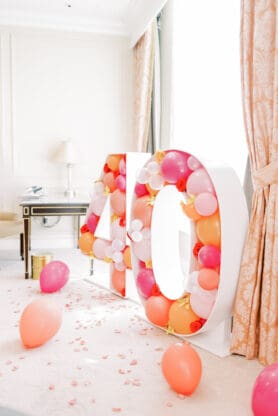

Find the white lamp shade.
[{"left": 53, "top": 139, "right": 79, "bottom": 164}]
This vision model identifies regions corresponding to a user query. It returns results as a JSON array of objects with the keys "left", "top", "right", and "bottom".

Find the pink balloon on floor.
[
  {"left": 40, "top": 261, "right": 69, "bottom": 293},
  {"left": 186, "top": 168, "right": 215, "bottom": 196},
  {"left": 20, "top": 298, "right": 62, "bottom": 348},
  {"left": 252, "top": 364, "right": 278, "bottom": 416}
]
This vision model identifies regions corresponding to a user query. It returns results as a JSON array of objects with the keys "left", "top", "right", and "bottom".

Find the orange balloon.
[
  {"left": 196, "top": 211, "right": 221, "bottom": 247},
  {"left": 103, "top": 172, "right": 116, "bottom": 192},
  {"left": 198, "top": 268, "right": 220, "bottom": 290},
  {"left": 111, "top": 268, "right": 125, "bottom": 296},
  {"left": 110, "top": 189, "right": 126, "bottom": 216},
  {"left": 181, "top": 201, "right": 202, "bottom": 221},
  {"left": 169, "top": 298, "right": 200, "bottom": 334},
  {"left": 123, "top": 246, "right": 132, "bottom": 269},
  {"left": 161, "top": 342, "right": 202, "bottom": 395},
  {"left": 107, "top": 154, "right": 121, "bottom": 172},
  {"left": 78, "top": 232, "right": 95, "bottom": 255},
  {"left": 132, "top": 196, "right": 153, "bottom": 228},
  {"left": 20, "top": 299, "right": 62, "bottom": 348},
  {"left": 145, "top": 295, "right": 172, "bottom": 327}
]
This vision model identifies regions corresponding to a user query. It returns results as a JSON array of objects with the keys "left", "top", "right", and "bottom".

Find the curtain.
[
  {"left": 231, "top": 0, "right": 278, "bottom": 366},
  {"left": 133, "top": 20, "right": 156, "bottom": 152}
]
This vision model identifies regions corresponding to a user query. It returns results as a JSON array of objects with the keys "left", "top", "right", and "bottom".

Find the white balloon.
[
  {"left": 131, "top": 219, "right": 143, "bottom": 231},
  {"left": 149, "top": 174, "right": 164, "bottom": 190},
  {"left": 115, "top": 262, "right": 126, "bottom": 271},
  {"left": 131, "top": 231, "right": 143, "bottom": 242},
  {"left": 136, "top": 167, "right": 150, "bottom": 184},
  {"left": 112, "top": 239, "right": 125, "bottom": 252},
  {"left": 147, "top": 161, "right": 160, "bottom": 175},
  {"left": 112, "top": 251, "right": 124, "bottom": 263}
]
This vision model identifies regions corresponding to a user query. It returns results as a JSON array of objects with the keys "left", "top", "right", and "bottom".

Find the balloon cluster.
[
  {"left": 130, "top": 150, "right": 221, "bottom": 334},
  {"left": 78, "top": 154, "right": 130, "bottom": 296}
]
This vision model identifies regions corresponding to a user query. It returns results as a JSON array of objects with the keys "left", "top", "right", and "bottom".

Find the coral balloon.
[
  {"left": 196, "top": 212, "right": 221, "bottom": 247},
  {"left": 103, "top": 172, "right": 116, "bottom": 192},
  {"left": 19, "top": 298, "right": 62, "bottom": 348},
  {"left": 111, "top": 268, "right": 125, "bottom": 296},
  {"left": 145, "top": 295, "right": 172, "bottom": 327},
  {"left": 161, "top": 342, "right": 202, "bottom": 395},
  {"left": 40, "top": 261, "right": 69, "bottom": 293},
  {"left": 123, "top": 246, "right": 132, "bottom": 269},
  {"left": 110, "top": 189, "right": 126, "bottom": 216},
  {"left": 136, "top": 268, "right": 156, "bottom": 298},
  {"left": 78, "top": 232, "right": 94, "bottom": 255},
  {"left": 186, "top": 168, "right": 215, "bottom": 196},
  {"left": 107, "top": 154, "right": 121, "bottom": 171},
  {"left": 87, "top": 213, "right": 99, "bottom": 234},
  {"left": 198, "top": 268, "right": 220, "bottom": 290},
  {"left": 198, "top": 244, "right": 221, "bottom": 268},
  {"left": 190, "top": 287, "right": 217, "bottom": 319},
  {"left": 169, "top": 298, "right": 200, "bottom": 334},
  {"left": 252, "top": 363, "right": 278, "bottom": 416},
  {"left": 132, "top": 196, "right": 153, "bottom": 228},
  {"left": 194, "top": 192, "right": 218, "bottom": 216},
  {"left": 160, "top": 151, "right": 191, "bottom": 183},
  {"left": 181, "top": 201, "right": 202, "bottom": 221}
]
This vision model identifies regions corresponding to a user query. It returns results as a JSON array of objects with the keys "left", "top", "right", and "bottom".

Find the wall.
[{"left": 0, "top": 26, "right": 134, "bottom": 249}]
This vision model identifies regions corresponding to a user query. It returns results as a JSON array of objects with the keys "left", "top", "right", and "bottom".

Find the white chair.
[{"left": 0, "top": 211, "right": 23, "bottom": 259}]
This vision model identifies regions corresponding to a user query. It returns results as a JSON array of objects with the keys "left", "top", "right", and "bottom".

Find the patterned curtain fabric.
[
  {"left": 230, "top": 0, "right": 278, "bottom": 366},
  {"left": 133, "top": 21, "right": 156, "bottom": 152}
]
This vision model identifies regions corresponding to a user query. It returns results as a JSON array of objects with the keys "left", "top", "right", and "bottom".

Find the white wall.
[{"left": 0, "top": 26, "right": 134, "bottom": 249}]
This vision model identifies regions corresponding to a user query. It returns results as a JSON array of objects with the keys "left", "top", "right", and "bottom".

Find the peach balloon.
[
  {"left": 111, "top": 268, "right": 125, "bottom": 296},
  {"left": 169, "top": 298, "right": 200, "bottom": 334},
  {"left": 181, "top": 201, "right": 202, "bottom": 221},
  {"left": 107, "top": 154, "right": 121, "bottom": 172},
  {"left": 123, "top": 246, "right": 132, "bottom": 269},
  {"left": 110, "top": 189, "right": 126, "bottom": 216},
  {"left": 145, "top": 295, "right": 172, "bottom": 327},
  {"left": 132, "top": 196, "right": 153, "bottom": 228},
  {"left": 196, "top": 211, "right": 221, "bottom": 247},
  {"left": 162, "top": 342, "right": 202, "bottom": 395},
  {"left": 103, "top": 172, "right": 116, "bottom": 192},
  {"left": 19, "top": 298, "right": 62, "bottom": 348},
  {"left": 78, "top": 232, "right": 95, "bottom": 255},
  {"left": 198, "top": 268, "right": 220, "bottom": 290}
]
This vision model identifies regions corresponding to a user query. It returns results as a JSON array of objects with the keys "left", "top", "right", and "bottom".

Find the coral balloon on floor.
[
  {"left": 40, "top": 260, "right": 69, "bottom": 293},
  {"left": 252, "top": 363, "right": 278, "bottom": 416},
  {"left": 161, "top": 342, "right": 202, "bottom": 395},
  {"left": 19, "top": 298, "right": 62, "bottom": 348}
]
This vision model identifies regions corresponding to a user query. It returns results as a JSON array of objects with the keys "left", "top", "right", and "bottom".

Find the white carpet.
[{"left": 0, "top": 250, "right": 262, "bottom": 416}]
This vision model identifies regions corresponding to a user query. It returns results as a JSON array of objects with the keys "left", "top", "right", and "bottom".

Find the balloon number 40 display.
[{"left": 79, "top": 150, "right": 248, "bottom": 340}]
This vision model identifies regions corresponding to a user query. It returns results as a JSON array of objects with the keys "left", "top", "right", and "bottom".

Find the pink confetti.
[
  {"left": 166, "top": 402, "right": 173, "bottom": 407},
  {"left": 19, "top": 356, "right": 25, "bottom": 360},
  {"left": 48, "top": 384, "right": 55, "bottom": 390},
  {"left": 68, "top": 399, "right": 77, "bottom": 406},
  {"left": 112, "top": 408, "right": 122, "bottom": 412},
  {"left": 102, "top": 355, "right": 109, "bottom": 360},
  {"left": 129, "top": 359, "right": 137, "bottom": 366},
  {"left": 11, "top": 366, "right": 18, "bottom": 371},
  {"left": 155, "top": 347, "right": 163, "bottom": 351},
  {"left": 118, "top": 369, "right": 126, "bottom": 374},
  {"left": 118, "top": 354, "right": 126, "bottom": 359},
  {"left": 91, "top": 399, "right": 96, "bottom": 404},
  {"left": 71, "top": 380, "right": 78, "bottom": 387},
  {"left": 5, "top": 360, "right": 12, "bottom": 365},
  {"left": 114, "top": 329, "right": 121, "bottom": 334}
]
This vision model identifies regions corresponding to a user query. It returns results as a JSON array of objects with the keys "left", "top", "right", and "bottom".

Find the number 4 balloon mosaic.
[{"left": 79, "top": 149, "right": 248, "bottom": 349}]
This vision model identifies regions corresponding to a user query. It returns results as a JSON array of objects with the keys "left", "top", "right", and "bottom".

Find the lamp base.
[{"left": 64, "top": 189, "right": 76, "bottom": 198}]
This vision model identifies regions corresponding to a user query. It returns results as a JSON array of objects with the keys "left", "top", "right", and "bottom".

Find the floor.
[{"left": 0, "top": 249, "right": 262, "bottom": 416}]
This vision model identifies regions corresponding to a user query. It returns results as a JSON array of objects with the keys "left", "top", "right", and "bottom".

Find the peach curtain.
[
  {"left": 133, "top": 21, "right": 156, "bottom": 152},
  {"left": 230, "top": 0, "right": 278, "bottom": 366}
]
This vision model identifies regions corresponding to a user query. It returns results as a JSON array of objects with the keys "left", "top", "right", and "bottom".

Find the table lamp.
[{"left": 53, "top": 139, "right": 79, "bottom": 198}]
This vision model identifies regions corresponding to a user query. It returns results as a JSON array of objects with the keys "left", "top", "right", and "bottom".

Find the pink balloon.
[
  {"left": 87, "top": 213, "right": 99, "bottom": 234},
  {"left": 252, "top": 363, "right": 278, "bottom": 416},
  {"left": 190, "top": 288, "right": 217, "bottom": 319},
  {"left": 111, "top": 218, "right": 125, "bottom": 241},
  {"left": 115, "top": 174, "right": 126, "bottom": 192},
  {"left": 187, "top": 155, "right": 202, "bottom": 171},
  {"left": 93, "top": 238, "right": 110, "bottom": 259},
  {"left": 198, "top": 245, "right": 221, "bottom": 268},
  {"left": 110, "top": 189, "right": 126, "bottom": 216},
  {"left": 194, "top": 192, "right": 218, "bottom": 216},
  {"left": 133, "top": 234, "right": 151, "bottom": 262},
  {"left": 161, "top": 151, "right": 191, "bottom": 183},
  {"left": 119, "top": 158, "right": 126, "bottom": 175},
  {"left": 135, "top": 182, "right": 149, "bottom": 197},
  {"left": 136, "top": 268, "right": 156, "bottom": 298},
  {"left": 91, "top": 194, "right": 106, "bottom": 216},
  {"left": 40, "top": 261, "right": 69, "bottom": 293},
  {"left": 186, "top": 168, "right": 215, "bottom": 196}
]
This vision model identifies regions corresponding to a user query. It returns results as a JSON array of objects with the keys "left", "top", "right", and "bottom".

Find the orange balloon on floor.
[
  {"left": 111, "top": 268, "right": 125, "bottom": 296},
  {"left": 196, "top": 211, "right": 221, "bottom": 247},
  {"left": 162, "top": 342, "right": 202, "bottom": 395},
  {"left": 132, "top": 196, "right": 153, "bottom": 228},
  {"left": 78, "top": 232, "right": 95, "bottom": 255},
  {"left": 20, "top": 298, "right": 62, "bottom": 348},
  {"left": 169, "top": 298, "right": 200, "bottom": 334},
  {"left": 145, "top": 295, "right": 172, "bottom": 327}
]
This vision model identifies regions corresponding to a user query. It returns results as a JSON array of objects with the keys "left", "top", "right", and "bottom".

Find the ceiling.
[{"left": 0, "top": 0, "right": 168, "bottom": 46}]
